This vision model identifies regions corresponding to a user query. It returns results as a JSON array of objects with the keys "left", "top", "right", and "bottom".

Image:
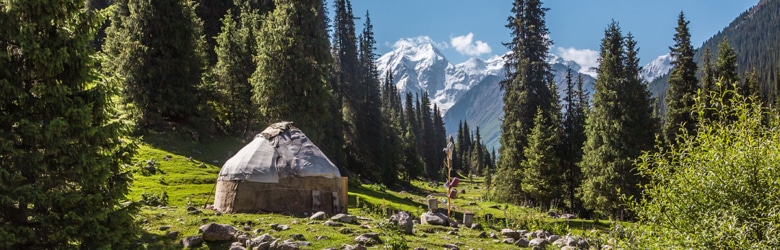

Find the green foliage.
[
  {"left": 208, "top": 9, "right": 257, "bottom": 134},
  {"left": 496, "top": 0, "right": 556, "bottom": 204},
  {"left": 630, "top": 87, "right": 780, "bottom": 249},
  {"left": 378, "top": 221, "right": 410, "bottom": 250},
  {"left": 663, "top": 12, "right": 699, "bottom": 145},
  {"left": 0, "top": 1, "right": 138, "bottom": 247},
  {"left": 251, "top": 0, "right": 334, "bottom": 145},
  {"left": 103, "top": 0, "right": 208, "bottom": 125},
  {"left": 521, "top": 109, "right": 563, "bottom": 206},
  {"left": 579, "top": 22, "right": 657, "bottom": 218},
  {"left": 561, "top": 70, "right": 588, "bottom": 212},
  {"left": 140, "top": 191, "right": 170, "bottom": 207}
]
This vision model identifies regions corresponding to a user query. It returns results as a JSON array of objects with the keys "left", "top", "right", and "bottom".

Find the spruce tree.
[
  {"left": 715, "top": 38, "right": 739, "bottom": 94},
  {"left": 579, "top": 22, "right": 657, "bottom": 217},
  {"left": 104, "top": 0, "right": 207, "bottom": 126},
  {"left": 210, "top": 10, "right": 256, "bottom": 134},
  {"left": 663, "top": 12, "right": 699, "bottom": 145},
  {"left": 251, "top": 0, "right": 334, "bottom": 145},
  {"left": 0, "top": 1, "right": 137, "bottom": 247},
  {"left": 521, "top": 108, "right": 563, "bottom": 206},
  {"left": 562, "top": 69, "right": 588, "bottom": 211},
  {"left": 495, "top": 0, "right": 555, "bottom": 204}
]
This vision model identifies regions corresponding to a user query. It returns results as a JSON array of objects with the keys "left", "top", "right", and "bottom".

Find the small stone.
[
  {"left": 354, "top": 233, "right": 382, "bottom": 246},
  {"left": 180, "top": 235, "right": 203, "bottom": 248},
  {"left": 501, "top": 238, "right": 515, "bottom": 244},
  {"left": 443, "top": 243, "right": 459, "bottom": 250},
  {"left": 330, "top": 213, "right": 357, "bottom": 224},
  {"left": 243, "top": 225, "right": 251, "bottom": 231},
  {"left": 323, "top": 220, "right": 343, "bottom": 227},
  {"left": 290, "top": 233, "right": 305, "bottom": 241},
  {"left": 159, "top": 225, "right": 171, "bottom": 231},
  {"left": 514, "top": 238, "right": 530, "bottom": 247},
  {"left": 342, "top": 244, "right": 367, "bottom": 250},
  {"left": 310, "top": 211, "right": 327, "bottom": 220},
  {"left": 198, "top": 223, "right": 237, "bottom": 241},
  {"left": 529, "top": 238, "right": 548, "bottom": 247},
  {"left": 166, "top": 231, "right": 180, "bottom": 238},
  {"left": 314, "top": 235, "right": 329, "bottom": 241},
  {"left": 186, "top": 206, "right": 198, "bottom": 211},
  {"left": 477, "top": 231, "right": 487, "bottom": 238},
  {"left": 501, "top": 229, "right": 520, "bottom": 240},
  {"left": 469, "top": 223, "right": 483, "bottom": 230},
  {"left": 338, "top": 227, "right": 353, "bottom": 234}
]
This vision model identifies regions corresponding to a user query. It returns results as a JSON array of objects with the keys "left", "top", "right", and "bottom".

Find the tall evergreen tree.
[
  {"left": 562, "top": 69, "right": 588, "bottom": 211},
  {"left": 104, "top": 0, "right": 207, "bottom": 126},
  {"left": 251, "top": 0, "right": 334, "bottom": 145},
  {"left": 210, "top": 9, "right": 256, "bottom": 134},
  {"left": 579, "top": 22, "right": 657, "bottom": 217},
  {"left": 495, "top": 0, "right": 555, "bottom": 204},
  {"left": 663, "top": 12, "right": 699, "bottom": 145},
  {"left": 715, "top": 38, "right": 740, "bottom": 91},
  {"left": 521, "top": 108, "right": 563, "bottom": 206},
  {"left": 0, "top": 1, "right": 137, "bottom": 247}
]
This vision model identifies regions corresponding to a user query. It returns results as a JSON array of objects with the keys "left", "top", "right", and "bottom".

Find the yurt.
[{"left": 213, "top": 122, "right": 347, "bottom": 214}]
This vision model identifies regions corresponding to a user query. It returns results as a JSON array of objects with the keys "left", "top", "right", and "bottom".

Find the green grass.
[{"left": 128, "top": 132, "right": 619, "bottom": 249}]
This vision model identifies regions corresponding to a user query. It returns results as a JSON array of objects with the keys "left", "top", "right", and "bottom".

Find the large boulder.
[
  {"left": 199, "top": 223, "right": 237, "bottom": 241},
  {"left": 389, "top": 211, "right": 414, "bottom": 234},
  {"left": 514, "top": 238, "right": 530, "bottom": 247},
  {"left": 354, "top": 233, "right": 382, "bottom": 246},
  {"left": 419, "top": 211, "right": 448, "bottom": 226}
]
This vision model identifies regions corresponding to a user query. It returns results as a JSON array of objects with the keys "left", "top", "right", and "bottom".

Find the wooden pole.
[{"left": 445, "top": 136, "right": 454, "bottom": 218}]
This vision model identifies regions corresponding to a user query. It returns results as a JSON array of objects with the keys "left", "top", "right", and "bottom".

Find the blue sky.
[{"left": 340, "top": 0, "right": 758, "bottom": 67}]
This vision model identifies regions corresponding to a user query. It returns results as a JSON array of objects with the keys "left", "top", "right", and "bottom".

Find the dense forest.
[{"left": 2, "top": 0, "right": 780, "bottom": 248}]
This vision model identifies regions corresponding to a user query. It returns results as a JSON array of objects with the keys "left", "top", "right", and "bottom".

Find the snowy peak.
[{"left": 641, "top": 53, "right": 673, "bottom": 82}]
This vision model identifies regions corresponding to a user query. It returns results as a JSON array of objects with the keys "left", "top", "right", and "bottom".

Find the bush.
[
  {"left": 628, "top": 88, "right": 780, "bottom": 248},
  {"left": 140, "top": 191, "right": 170, "bottom": 207}
]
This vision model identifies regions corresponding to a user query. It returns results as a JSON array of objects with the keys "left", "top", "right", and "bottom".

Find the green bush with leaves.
[{"left": 629, "top": 86, "right": 780, "bottom": 248}]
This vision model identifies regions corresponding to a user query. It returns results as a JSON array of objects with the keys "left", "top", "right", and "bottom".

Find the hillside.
[
  {"left": 650, "top": 0, "right": 780, "bottom": 107},
  {"left": 129, "top": 133, "right": 614, "bottom": 249}
]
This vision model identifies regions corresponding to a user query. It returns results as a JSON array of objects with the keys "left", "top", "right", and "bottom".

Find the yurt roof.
[{"left": 217, "top": 122, "right": 340, "bottom": 183}]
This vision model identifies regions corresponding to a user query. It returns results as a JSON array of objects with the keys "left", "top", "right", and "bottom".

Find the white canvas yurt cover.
[
  {"left": 218, "top": 122, "right": 340, "bottom": 182},
  {"left": 213, "top": 122, "right": 347, "bottom": 214}
]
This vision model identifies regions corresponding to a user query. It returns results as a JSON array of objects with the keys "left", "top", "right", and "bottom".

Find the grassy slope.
[{"left": 130, "top": 133, "right": 613, "bottom": 249}]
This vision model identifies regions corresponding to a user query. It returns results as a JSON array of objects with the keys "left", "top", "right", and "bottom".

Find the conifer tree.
[
  {"left": 210, "top": 9, "right": 256, "bottom": 134},
  {"left": 495, "top": 0, "right": 555, "bottom": 204},
  {"left": 104, "top": 0, "right": 207, "bottom": 126},
  {"left": 579, "top": 22, "right": 657, "bottom": 217},
  {"left": 0, "top": 1, "right": 137, "bottom": 247},
  {"left": 663, "top": 12, "right": 699, "bottom": 145},
  {"left": 251, "top": 0, "right": 334, "bottom": 145},
  {"left": 562, "top": 69, "right": 588, "bottom": 211},
  {"left": 521, "top": 108, "right": 563, "bottom": 206}
]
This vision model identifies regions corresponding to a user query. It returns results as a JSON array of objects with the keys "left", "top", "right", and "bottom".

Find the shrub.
[{"left": 628, "top": 87, "right": 780, "bottom": 248}]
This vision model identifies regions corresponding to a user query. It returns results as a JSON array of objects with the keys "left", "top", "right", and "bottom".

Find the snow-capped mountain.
[
  {"left": 641, "top": 53, "right": 673, "bottom": 82},
  {"left": 376, "top": 43, "right": 503, "bottom": 114},
  {"left": 376, "top": 41, "right": 669, "bottom": 150}
]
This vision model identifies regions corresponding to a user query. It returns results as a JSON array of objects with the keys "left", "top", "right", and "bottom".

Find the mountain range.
[{"left": 376, "top": 43, "right": 672, "bottom": 151}]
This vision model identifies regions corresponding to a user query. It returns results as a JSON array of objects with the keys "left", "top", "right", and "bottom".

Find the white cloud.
[
  {"left": 450, "top": 33, "right": 492, "bottom": 57},
  {"left": 556, "top": 47, "right": 599, "bottom": 76},
  {"left": 392, "top": 36, "right": 449, "bottom": 50}
]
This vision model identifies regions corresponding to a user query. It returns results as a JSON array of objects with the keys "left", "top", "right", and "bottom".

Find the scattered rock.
[
  {"left": 166, "top": 231, "right": 179, "bottom": 238},
  {"left": 389, "top": 211, "right": 414, "bottom": 234},
  {"left": 236, "top": 234, "right": 249, "bottom": 244},
  {"left": 271, "top": 239, "right": 300, "bottom": 250},
  {"left": 270, "top": 224, "right": 291, "bottom": 231},
  {"left": 501, "top": 238, "right": 515, "bottom": 244},
  {"left": 477, "top": 231, "right": 488, "bottom": 238},
  {"left": 158, "top": 225, "right": 171, "bottom": 231},
  {"left": 338, "top": 227, "right": 353, "bottom": 234},
  {"left": 323, "top": 220, "right": 343, "bottom": 227},
  {"left": 180, "top": 236, "right": 203, "bottom": 248},
  {"left": 469, "top": 223, "right": 483, "bottom": 230},
  {"left": 443, "top": 243, "right": 459, "bottom": 250},
  {"left": 354, "top": 233, "right": 382, "bottom": 246},
  {"left": 342, "top": 244, "right": 367, "bottom": 250},
  {"left": 529, "top": 238, "right": 548, "bottom": 247},
  {"left": 186, "top": 206, "right": 198, "bottom": 211},
  {"left": 501, "top": 228, "right": 520, "bottom": 240},
  {"left": 420, "top": 211, "right": 448, "bottom": 226},
  {"left": 229, "top": 241, "right": 246, "bottom": 250},
  {"left": 187, "top": 210, "right": 202, "bottom": 215},
  {"left": 548, "top": 234, "right": 561, "bottom": 242},
  {"left": 488, "top": 232, "right": 498, "bottom": 239},
  {"left": 250, "top": 233, "right": 275, "bottom": 246},
  {"left": 199, "top": 223, "right": 237, "bottom": 241},
  {"left": 560, "top": 246, "right": 577, "bottom": 250},
  {"left": 314, "top": 236, "right": 329, "bottom": 241},
  {"left": 514, "top": 238, "right": 530, "bottom": 247},
  {"left": 532, "top": 229, "right": 550, "bottom": 239},
  {"left": 290, "top": 233, "right": 305, "bottom": 241},
  {"left": 331, "top": 213, "right": 357, "bottom": 224},
  {"left": 447, "top": 230, "right": 458, "bottom": 235},
  {"left": 310, "top": 211, "right": 327, "bottom": 220},
  {"left": 547, "top": 211, "right": 558, "bottom": 218}
]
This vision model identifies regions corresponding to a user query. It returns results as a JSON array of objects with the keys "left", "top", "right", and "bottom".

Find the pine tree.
[
  {"left": 104, "top": 0, "right": 207, "bottom": 126},
  {"left": 521, "top": 108, "right": 563, "bottom": 206},
  {"left": 495, "top": 0, "right": 555, "bottom": 204},
  {"left": 210, "top": 9, "right": 256, "bottom": 134},
  {"left": 715, "top": 38, "right": 739, "bottom": 92},
  {"left": 357, "top": 10, "right": 385, "bottom": 182},
  {"left": 562, "top": 69, "right": 588, "bottom": 211},
  {"left": 0, "top": 1, "right": 137, "bottom": 247},
  {"left": 579, "top": 22, "right": 657, "bottom": 217},
  {"left": 663, "top": 12, "right": 699, "bottom": 145},
  {"left": 251, "top": 0, "right": 334, "bottom": 145}
]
